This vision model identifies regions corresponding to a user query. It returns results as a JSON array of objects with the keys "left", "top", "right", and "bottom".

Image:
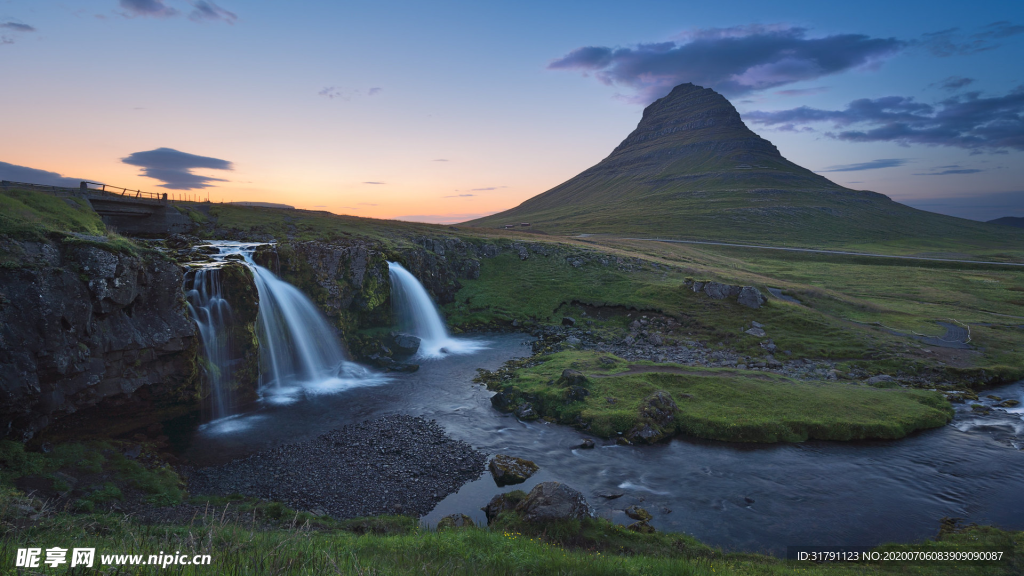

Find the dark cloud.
[
  {"left": 548, "top": 25, "right": 904, "bottom": 102},
  {"left": 121, "top": 147, "right": 232, "bottom": 190},
  {"left": 444, "top": 194, "right": 475, "bottom": 198},
  {"left": 745, "top": 86, "right": 1024, "bottom": 152},
  {"left": 936, "top": 76, "right": 975, "bottom": 91},
  {"left": 0, "top": 161, "right": 93, "bottom": 188},
  {"left": 119, "top": 0, "right": 178, "bottom": 17},
  {"left": 918, "top": 21, "right": 1024, "bottom": 57},
  {"left": 819, "top": 158, "right": 909, "bottom": 172},
  {"left": 189, "top": 1, "right": 237, "bottom": 23},
  {"left": 362, "top": 181, "right": 385, "bottom": 185},
  {"left": 0, "top": 21, "right": 35, "bottom": 32}
]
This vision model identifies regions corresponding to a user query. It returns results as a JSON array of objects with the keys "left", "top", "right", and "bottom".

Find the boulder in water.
[
  {"left": 481, "top": 490, "right": 528, "bottom": 524},
  {"left": 624, "top": 505, "right": 653, "bottom": 522},
  {"left": 389, "top": 333, "right": 421, "bottom": 356},
  {"left": 515, "top": 482, "right": 593, "bottom": 522},
  {"left": 489, "top": 454, "right": 539, "bottom": 486}
]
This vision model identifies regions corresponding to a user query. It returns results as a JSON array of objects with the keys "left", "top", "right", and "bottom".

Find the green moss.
[
  {"left": 0, "top": 188, "right": 106, "bottom": 240},
  {"left": 487, "top": 350, "right": 953, "bottom": 443}
]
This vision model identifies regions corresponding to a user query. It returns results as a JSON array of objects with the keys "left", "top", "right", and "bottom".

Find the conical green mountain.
[{"left": 467, "top": 83, "right": 1016, "bottom": 249}]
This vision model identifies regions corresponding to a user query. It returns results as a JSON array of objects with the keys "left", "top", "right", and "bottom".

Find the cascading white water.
[
  {"left": 185, "top": 268, "right": 235, "bottom": 419},
  {"left": 388, "top": 261, "right": 486, "bottom": 358},
  {"left": 188, "top": 242, "right": 384, "bottom": 421}
]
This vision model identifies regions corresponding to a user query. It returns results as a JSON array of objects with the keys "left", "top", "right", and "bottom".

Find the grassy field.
[
  {"left": 0, "top": 188, "right": 106, "bottom": 240},
  {"left": 479, "top": 351, "right": 953, "bottom": 443}
]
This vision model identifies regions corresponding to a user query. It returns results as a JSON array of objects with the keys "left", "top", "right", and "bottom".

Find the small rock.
[
  {"left": 744, "top": 496, "right": 755, "bottom": 504},
  {"left": 865, "top": 375, "right": 895, "bottom": 385},
  {"left": 559, "top": 369, "right": 588, "bottom": 387},
  {"left": 576, "top": 439, "right": 595, "bottom": 449},
  {"left": 561, "top": 317, "right": 576, "bottom": 326},
  {"left": 124, "top": 444, "right": 142, "bottom": 459},
  {"left": 515, "top": 403, "right": 538, "bottom": 420},
  {"left": 436, "top": 513, "right": 476, "bottom": 529},
  {"left": 624, "top": 505, "right": 653, "bottom": 522},
  {"left": 998, "top": 399, "right": 1020, "bottom": 407},
  {"left": 745, "top": 327, "right": 767, "bottom": 337},
  {"left": 737, "top": 286, "right": 767, "bottom": 309},
  {"left": 751, "top": 321, "right": 764, "bottom": 328},
  {"left": 596, "top": 491, "right": 624, "bottom": 500},
  {"left": 627, "top": 521, "right": 656, "bottom": 534}
]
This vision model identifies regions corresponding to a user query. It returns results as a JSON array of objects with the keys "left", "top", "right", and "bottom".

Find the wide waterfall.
[
  {"left": 387, "top": 262, "right": 486, "bottom": 358},
  {"left": 187, "top": 242, "right": 383, "bottom": 421}
]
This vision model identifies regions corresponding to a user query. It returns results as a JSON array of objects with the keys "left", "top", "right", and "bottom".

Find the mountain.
[
  {"left": 467, "top": 83, "right": 1018, "bottom": 248},
  {"left": 988, "top": 217, "right": 1024, "bottom": 228}
]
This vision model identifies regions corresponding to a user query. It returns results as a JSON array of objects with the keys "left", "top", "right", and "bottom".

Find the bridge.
[{"left": 2, "top": 180, "right": 196, "bottom": 237}]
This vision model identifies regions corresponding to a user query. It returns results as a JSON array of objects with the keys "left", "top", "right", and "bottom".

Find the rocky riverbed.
[{"left": 188, "top": 414, "right": 487, "bottom": 519}]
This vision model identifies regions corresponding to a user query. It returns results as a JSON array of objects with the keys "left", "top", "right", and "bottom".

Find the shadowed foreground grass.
[{"left": 1, "top": 497, "right": 1019, "bottom": 576}]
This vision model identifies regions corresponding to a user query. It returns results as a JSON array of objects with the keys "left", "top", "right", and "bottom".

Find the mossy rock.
[
  {"left": 627, "top": 520, "right": 656, "bottom": 534},
  {"left": 436, "top": 513, "right": 475, "bottom": 530},
  {"left": 489, "top": 454, "right": 539, "bottom": 487},
  {"left": 624, "top": 505, "right": 653, "bottom": 522}
]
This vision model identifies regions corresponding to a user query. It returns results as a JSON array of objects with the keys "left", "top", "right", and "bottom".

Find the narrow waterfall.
[
  {"left": 187, "top": 242, "right": 382, "bottom": 420},
  {"left": 388, "top": 261, "right": 486, "bottom": 358},
  {"left": 185, "top": 268, "right": 235, "bottom": 419}
]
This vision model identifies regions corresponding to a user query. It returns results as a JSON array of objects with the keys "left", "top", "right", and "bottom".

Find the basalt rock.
[
  {"left": 0, "top": 240, "right": 198, "bottom": 440},
  {"left": 626, "top": 390, "right": 679, "bottom": 444}
]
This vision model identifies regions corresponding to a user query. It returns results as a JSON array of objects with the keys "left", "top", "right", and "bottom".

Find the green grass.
[
  {"left": 483, "top": 351, "right": 953, "bottom": 442},
  {"left": 1, "top": 488, "right": 1019, "bottom": 575},
  {"left": 0, "top": 440, "right": 184, "bottom": 508},
  {"left": 0, "top": 188, "right": 106, "bottom": 240}
]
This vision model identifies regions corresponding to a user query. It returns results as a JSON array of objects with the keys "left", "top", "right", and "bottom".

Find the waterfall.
[
  {"left": 387, "top": 261, "right": 486, "bottom": 358},
  {"left": 185, "top": 268, "right": 235, "bottom": 419},
  {"left": 187, "top": 242, "right": 383, "bottom": 421}
]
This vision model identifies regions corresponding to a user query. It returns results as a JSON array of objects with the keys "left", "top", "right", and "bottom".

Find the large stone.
[
  {"left": 482, "top": 491, "right": 527, "bottom": 524},
  {"left": 515, "top": 482, "right": 593, "bottom": 522},
  {"left": 737, "top": 286, "right": 767, "bottom": 309},
  {"left": 489, "top": 454, "right": 539, "bottom": 486},
  {"left": 559, "top": 369, "right": 588, "bottom": 387},
  {"left": 704, "top": 282, "right": 739, "bottom": 300},
  {"left": 390, "top": 333, "right": 421, "bottom": 356}
]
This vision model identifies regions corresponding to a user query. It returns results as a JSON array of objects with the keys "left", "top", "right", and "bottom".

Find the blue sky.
[{"left": 1, "top": 0, "right": 1021, "bottom": 221}]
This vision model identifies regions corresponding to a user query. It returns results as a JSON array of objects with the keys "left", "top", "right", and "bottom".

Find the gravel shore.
[{"left": 189, "top": 414, "right": 486, "bottom": 519}]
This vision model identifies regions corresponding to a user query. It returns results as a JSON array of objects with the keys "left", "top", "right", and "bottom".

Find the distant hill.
[
  {"left": 228, "top": 202, "right": 295, "bottom": 209},
  {"left": 467, "top": 83, "right": 1020, "bottom": 248},
  {"left": 988, "top": 217, "right": 1024, "bottom": 228}
]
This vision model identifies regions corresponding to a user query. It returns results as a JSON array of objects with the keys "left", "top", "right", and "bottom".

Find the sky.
[{"left": 1, "top": 0, "right": 1022, "bottom": 223}]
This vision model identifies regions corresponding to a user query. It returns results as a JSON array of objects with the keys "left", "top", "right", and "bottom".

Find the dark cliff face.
[{"left": 0, "top": 239, "right": 198, "bottom": 440}]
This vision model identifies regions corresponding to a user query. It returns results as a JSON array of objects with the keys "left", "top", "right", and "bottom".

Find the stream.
[{"left": 180, "top": 332, "right": 1024, "bottom": 556}]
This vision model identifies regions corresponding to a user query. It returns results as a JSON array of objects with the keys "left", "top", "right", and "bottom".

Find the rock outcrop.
[
  {"left": 489, "top": 454, "right": 539, "bottom": 486},
  {"left": 690, "top": 280, "right": 767, "bottom": 309},
  {"left": 0, "top": 239, "right": 198, "bottom": 440}
]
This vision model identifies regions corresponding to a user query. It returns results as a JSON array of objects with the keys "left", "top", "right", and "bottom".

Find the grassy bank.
[{"left": 479, "top": 351, "right": 954, "bottom": 443}]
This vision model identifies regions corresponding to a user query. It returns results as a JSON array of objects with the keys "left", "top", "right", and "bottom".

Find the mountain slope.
[{"left": 467, "top": 83, "right": 1021, "bottom": 250}]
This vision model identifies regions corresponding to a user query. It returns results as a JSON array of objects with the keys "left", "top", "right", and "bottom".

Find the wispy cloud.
[
  {"left": 0, "top": 21, "right": 35, "bottom": 32},
  {"left": 319, "top": 87, "right": 383, "bottom": 101},
  {"left": 548, "top": 25, "right": 904, "bottom": 102},
  {"left": 917, "top": 21, "right": 1024, "bottom": 57},
  {"left": 935, "top": 76, "right": 975, "bottom": 91},
  {"left": 119, "top": 0, "right": 178, "bottom": 18},
  {"left": 433, "top": 159, "right": 449, "bottom": 162},
  {"left": 358, "top": 202, "right": 378, "bottom": 206},
  {"left": 913, "top": 165, "right": 983, "bottom": 175},
  {"left": 362, "top": 181, "right": 385, "bottom": 185},
  {"left": 470, "top": 186, "right": 507, "bottom": 191},
  {"left": 745, "top": 86, "right": 1024, "bottom": 152},
  {"left": 121, "top": 147, "right": 232, "bottom": 189},
  {"left": 775, "top": 86, "right": 828, "bottom": 97},
  {"left": 444, "top": 193, "right": 475, "bottom": 198},
  {"left": 818, "top": 158, "right": 909, "bottom": 172},
  {"left": 189, "top": 1, "right": 237, "bottom": 23}
]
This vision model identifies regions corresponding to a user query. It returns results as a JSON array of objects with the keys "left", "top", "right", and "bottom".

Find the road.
[{"left": 621, "top": 238, "right": 1024, "bottom": 268}]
